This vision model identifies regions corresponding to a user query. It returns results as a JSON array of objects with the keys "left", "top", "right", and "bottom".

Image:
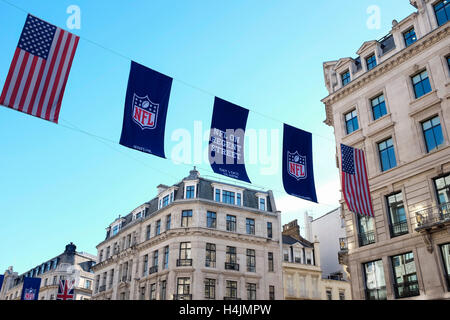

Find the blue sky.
[{"left": 0, "top": 0, "right": 415, "bottom": 273}]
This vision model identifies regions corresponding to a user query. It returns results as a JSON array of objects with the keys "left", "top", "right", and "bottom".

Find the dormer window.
[
  {"left": 366, "top": 54, "right": 377, "bottom": 71},
  {"left": 162, "top": 195, "right": 170, "bottom": 208},
  {"left": 186, "top": 186, "right": 195, "bottom": 199},
  {"left": 213, "top": 184, "right": 243, "bottom": 206},
  {"left": 341, "top": 70, "right": 351, "bottom": 86},
  {"left": 112, "top": 224, "right": 120, "bottom": 236},
  {"left": 403, "top": 28, "right": 417, "bottom": 47},
  {"left": 259, "top": 198, "right": 266, "bottom": 211}
]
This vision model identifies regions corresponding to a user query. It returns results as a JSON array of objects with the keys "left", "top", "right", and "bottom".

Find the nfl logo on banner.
[
  {"left": 24, "top": 288, "right": 36, "bottom": 300},
  {"left": 287, "top": 151, "right": 307, "bottom": 180},
  {"left": 132, "top": 94, "right": 158, "bottom": 130}
]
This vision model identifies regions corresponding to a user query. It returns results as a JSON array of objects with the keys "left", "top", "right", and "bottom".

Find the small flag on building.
[
  {"left": 57, "top": 279, "right": 75, "bottom": 300},
  {"left": 0, "top": 14, "right": 79, "bottom": 123},
  {"left": 341, "top": 144, "right": 374, "bottom": 217},
  {"left": 20, "top": 277, "right": 41, "bottom": 300}
]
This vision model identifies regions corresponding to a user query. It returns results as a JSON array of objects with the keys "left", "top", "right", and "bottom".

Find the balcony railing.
[
  {"left": 390, "top": 220, "right": 409, "bottom": 237},
  {"left": 121, "top": 275, "right": 128, "bottom": 282},
  {"left": 99, "top": 285, "right": 106, "bottom": 292},
  {"left": 365, "top": 287, "right": 387, "bottom": 300},
  {"left": 247, "top": 265, "right": 256, "bottom": 273},
  {"left": 176, "top": 259, "right": 193, "bottom": 267},
  {"left": 359, "top": 231, "right": 376, "bottom": 247},
  {"left": 225, "top": 262, "right": 240, "bottom": 271},
  {"left": 149, "top": 266, "right": 158, "bottom": 274},
  {"left": 224, "top": 297, "right": 241, "bottom": 300},
  {"left": 415, "top": 203, "right": 450, "bottom": 229},
  {"left": 393, "top": 281, "right": 420, "bottom": 299},
  {"left": 205, "top": 260, "right": 216, "bottom": 268},
  {"left": 173, "top": 294, "right": 192, "bottom": 300}
]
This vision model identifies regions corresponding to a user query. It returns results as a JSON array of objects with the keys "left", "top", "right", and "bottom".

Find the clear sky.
[{"left": 0, "top": 0, "right": 416, "bottom": 273}]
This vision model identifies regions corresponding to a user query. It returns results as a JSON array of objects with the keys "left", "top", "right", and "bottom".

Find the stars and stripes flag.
[
  {"left": 0, "top": 14, "right": 79, "bottom": 123},
  {"left": 56, "top": 279, "right": 75, "bottom": 300},
  {"left": 341, "top": 144, "right": 374, "bottom": 217}
]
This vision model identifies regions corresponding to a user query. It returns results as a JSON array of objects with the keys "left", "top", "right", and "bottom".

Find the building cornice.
[{"left": 322, "top": 23, "right": 450, "bottom": 126}]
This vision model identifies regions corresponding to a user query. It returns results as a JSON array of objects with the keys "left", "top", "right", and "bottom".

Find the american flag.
[
  {"left": 56, "top": 279, "right": 75, "bottom": 300},
  {"left": 0, "top": 14, "right": 79, "bottom": 123},
  {"left": 341, "top": 144, "right": 374, "bottom": 217}
]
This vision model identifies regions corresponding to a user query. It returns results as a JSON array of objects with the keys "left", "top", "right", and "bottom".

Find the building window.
[
  {"left": 345, "top": 110, "right": 359, "bottom": 135},
  {"left": 268, "top": 252, "right": 274, "bottom": 272},
  {"left": 225, "top": 281, "right": 238, "bottom": 300},
  {"left": 422, "top": 116, "right": 444, "bottom": 153},
  {"left": 391, "top": 252, "right": 420, "bottom": 299},
  {"left": 259, "top": 198, "right": 266, "bottom": 211},
  {"left": 225, "top": 246, "right": 238, "bottom": 270},
  {"left": 363, "top": 260, "right": 387, "bottom": 300},
  {"left": 237, "top": 193, "right": 241, "bottom": 206},
  {"left": 226, "top": 215, "right": 236, "bottom": 232},
  {"left": 178, "top": 242, "right": 192, "bottom": 266},
  {"left": 160, "top": 280, "right": 167, "bottom": 300},
  {"left": 215, "top": 189, "right": 221, "bottom": 202},
  {"left": 326, "top": 289, "right": 332, "bottom": 300},
  {"left": 163, "top": 246, "right": 169, "bottom": 269},
  {"left": 207, "top": 211, "right": 217, "bottom": 229},
  {"left": 181, "top": 210, "right": 192, "bottom": 227},
  {"left": 247, "top": 249, "right": 256, "bottom": 272},
  {"left": 205, "top": 243, "right": 216, "bottom": 268},
  {"left": 139, "top": 286, "right": 146, "bottom": 300},
  {"left": 149, "top": 283, "right": 156, "bottom": 300},
  {"left": 434, "top": 0, "right": 450, "bottom": 26},
  {"left": 439, "top": 243, "right": 450, "bottom": 291},
  {"left": 204, "top": 279, "right": 216, "bottom": 299},
  {"left": 155, "top": 220, "right": 161, "bottom": 236},
  {"left": 185, "top": 185, "right": 195, "bottom": 199},
  {"left": 143, "top": 254, "right": 148, "bottom": 276},
  {"left": 166, "top": 215, "right": 171, "bottom": 231},
  {"left": 222, "top": 190, "right": 235, "bottom": 205},
  {"left": 246, "top": 218, "right": 255, "bottom": 235},
  {"left": 412, "top": 70, "right": 432, "bottom": 99},
  {"left": 162, "top": 195, "right": 169, "bottom": 208},
  {"left": 358, "top": 215, "right": 376, "bottom": 247},
  {"left": 403, "top": 27, "right": 417, "bottom": 47},
  {"left": 339, "top": 291, "right": 345, "bottom": 300},
  {"left": 378, "top": 138, "right": 397, "bottom": 172},
  {"left": 112, "top": 224, "right": 120, "bottom": 236},
  {"left": 371, "top": 94, "right": 387, "bottom": 121},
  {"left": 146, "top": 225, "right": 151, "bottom": 240},
  {"left": 341, "top": 70, "right": 351, "bottom": 86},
  {"left": 176, "top": 278, "right": 191, "bottom": 300},
  {"left": 152, "top": 250, "right": 159, "bottom": 270},
  {"left": 447, "top": 55, "right": 450, "bottom": 72},
  {"left": 434, "top": 174, "right": 450, "bottom": 206},
  {"left": 366, "top": 54, "right": 377, "bottom": 71},
  {"left": 247, "top": 283, "right": 257, "bottom": 300},
  {"left": 109, "top": 269, "right": 114, "bottom": 288},
  {"left": 269, "top": 286, "right": 275, "bottom": 300},
  {"left": 387, "top": 192, "right": 408, "bottom": 237},
  {"left": 267, "top": 222, "right": 273, "bottom": 239}
]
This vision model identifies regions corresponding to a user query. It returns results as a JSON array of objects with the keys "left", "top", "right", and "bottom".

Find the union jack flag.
[
  {"left": 341, "top": 144, "right": 374, "bottom": 217},
  {"left": 0, "top": 14, "right": 79, "bottom": 123},
  {"left": 56, "top": 279, "right": 75, "bottom": 300}
]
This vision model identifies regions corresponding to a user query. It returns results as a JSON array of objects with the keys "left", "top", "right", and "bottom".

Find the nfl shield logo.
[
  {"left": 132, "top": 94, "right": 159, "bottom": 130},
  {"left": 288, "top": 151, "right": 307, "bottom": 180},
  {"left": 24, "top": 288, "right": 36, "bottom": 300}
]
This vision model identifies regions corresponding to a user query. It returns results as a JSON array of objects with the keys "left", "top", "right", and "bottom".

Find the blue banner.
[
  {"left": 21, "top": 277, "right": 41, "bottom": 300},
  {"left": 208, "top": 97, "right": 251, "bottom": 183},
  {"left": 282, "top": 124, "right": 317, "bottom": 203},
  {"left": 0, "top": 275, "right": 4, "bottom": 293},
  {"left": 119, "top": 61, "right": 173, "bottom": 159}
]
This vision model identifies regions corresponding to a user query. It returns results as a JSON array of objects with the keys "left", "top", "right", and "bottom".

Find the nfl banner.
[
  {"left": 57, "top": 279, "right": 75, "bottom": 300},
  {"left": 119, "top": 61, "right": 173, "bottom": 159},
  {"left": 282, "top": 124, "right": 317, "bottom": 203},
  {"left": 0, "top": 275, "right": 4, "bottom": 293},
  {"left": 0, "top": 14, "right": 79, "bottom": 123},
  {"left": 20, "top": 277, "right": 41, "bottom": 300},
  {"left": 208, "top": 97, "right": 251, "bottom": 183}
]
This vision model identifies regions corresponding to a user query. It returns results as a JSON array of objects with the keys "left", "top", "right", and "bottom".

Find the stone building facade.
[
  {"left": 282, "top": 220, "right": 351, "bottom": 300},
  {"left": 91, "top": 169, "right": 282, "bottom": 300},
  {"left": 0, "top": 243, "right": 96, "bottom": 300},
  {"left": 322, "top": 0, "right": 450, "bottom": 300}
]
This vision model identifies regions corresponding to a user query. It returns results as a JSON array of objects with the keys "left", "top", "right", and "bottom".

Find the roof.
[{"left": 282, "top": 235, "right": 314, "bottom": 248}]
